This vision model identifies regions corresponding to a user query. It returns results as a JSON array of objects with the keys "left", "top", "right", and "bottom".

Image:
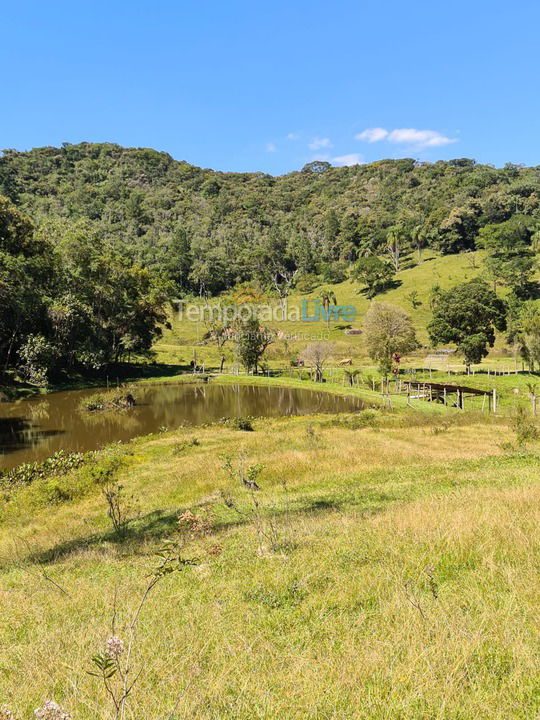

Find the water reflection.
[{"left": 0, "top": 383, "right": 365, "bottom": 469}]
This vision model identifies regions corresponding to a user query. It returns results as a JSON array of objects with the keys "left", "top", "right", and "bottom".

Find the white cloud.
[
  {"left": 333, "top": 153, "right": 363, "bottom": 166},
  {"left": 355, "top": 127, "right": 388, "bottom": 143},
  {"left": 387, "top": 128, "right": 457, "bottom": 148},
  {"left": 355, "top": 126, "right": 457, "bottom": 149},
  {"left": 266, "top": 142, "right": 277, "bottom": 152},
  {"left": 286, "top": 132, "right": 299, "bottom": 140},
  {"left": 308, "top": 137, "right": 333, "bottom": 150}
]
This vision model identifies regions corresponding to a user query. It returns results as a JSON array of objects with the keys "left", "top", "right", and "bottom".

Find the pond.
[{"left": 0, "top": 382, "right": 366, "bottom": 469}]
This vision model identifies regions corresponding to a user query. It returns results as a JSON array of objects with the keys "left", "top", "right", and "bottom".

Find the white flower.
[
  {"left": 34, "top": 700, "right": 71, "bottom": 720},
  {"left": 0, "top": 706, "right": 14, "bottom": 720},
  {"left": 105, "top": 634, "right": 124, "bottom": 660}
]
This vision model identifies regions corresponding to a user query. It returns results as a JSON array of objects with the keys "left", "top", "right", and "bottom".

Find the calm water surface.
[{"left": 0, "top": 383, "right": 365, "bottom": 469}]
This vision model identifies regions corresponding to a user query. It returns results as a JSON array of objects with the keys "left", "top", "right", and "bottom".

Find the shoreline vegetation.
[{"left": 78, "top": 390, "right": 137, "bottom": 413}]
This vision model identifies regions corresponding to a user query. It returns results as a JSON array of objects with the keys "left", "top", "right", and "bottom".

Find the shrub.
[
  {"left": 512, "top": 405, "right": 539, "bottom": 449},
  {"left": 79, "top": 390, "right": 136, "bottom": 412},
  {"left": 0, "top": 450, "right": 88, "bottom": 487},
  {"left": 172, "top": 437, "right": 200, "bottom": 455},
  {"left": 220, "top": 416, "right": 254, "bottom": 431}
]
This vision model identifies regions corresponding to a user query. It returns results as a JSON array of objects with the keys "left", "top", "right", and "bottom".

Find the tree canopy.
[
  {"left": 428, "top": 279, "right": 507, "bottom": 369},
  {"left": 2, "top": 144, "right": 540, "bottom": 299}
]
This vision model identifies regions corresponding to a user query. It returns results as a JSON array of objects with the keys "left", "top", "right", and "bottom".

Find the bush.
[
  {"left": 231, "top": 416, "right": 254, "bottom": 431},
  {"left": 18, "top": 334, "right": 60, "bottom": 386},
  {"left": 172, "top": 437, "right": 200, "bottom": 455},
  {"left": 0, "top": 450, "right": 88, "bottom": 486},
  {"left": 512, "top": 406, "right": 539, "bottom": 449},
  {"left": 219, "top": 416, "right": 255, "bottom": 431},
  {"left": 79, "top": 391, "right": 136, "bottom": 412}
]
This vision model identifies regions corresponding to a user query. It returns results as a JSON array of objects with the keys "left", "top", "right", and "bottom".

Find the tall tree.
[
  {"left": 363, "top": 302, "right": 418, "bottom": 376},
  {"left": 0, "top": 196, "right": 52, "bottom": 375},
  {"left": 351, "top": 257, "right": 395, "bottom": 298},
  {"left": 234, "top": 317, "right": 274, "bottom": 374},
  {"left": 478, "top": 215, "right": 538, "bottom": 298},
  {"left": 428, "top": 279, "right": 507, "bottom": 371},
  {"left": 318, "top": 289, "right": 337, "bottom": 328}
]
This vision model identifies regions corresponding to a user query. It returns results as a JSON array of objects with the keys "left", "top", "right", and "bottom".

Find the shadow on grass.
[{"left": 27, "top": 488, "right": 395, "bottom": 566}]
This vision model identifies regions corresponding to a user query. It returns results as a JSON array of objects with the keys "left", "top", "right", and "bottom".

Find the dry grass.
[{"left": 1, "top": 411, "right": 539, "bottom": 719}]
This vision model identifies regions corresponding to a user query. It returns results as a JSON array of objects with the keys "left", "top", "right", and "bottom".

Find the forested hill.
[{"left": 1, "top": 143, "right": 540, "bottom": 296}]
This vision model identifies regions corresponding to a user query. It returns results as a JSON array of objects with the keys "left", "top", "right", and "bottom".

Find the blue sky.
[{"left": 2, "top": 0, "right": 539, "bottom": 175}]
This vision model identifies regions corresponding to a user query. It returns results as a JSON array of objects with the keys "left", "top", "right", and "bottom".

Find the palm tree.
[
  {"left": 319, "top": 289, "right": 337, "bottom": 329},
  {"left": 411, "top": 224, "right": 427, "bottom": 264},
  {"left": 386, "top": 227, "right": 402, "bottom": 271}
]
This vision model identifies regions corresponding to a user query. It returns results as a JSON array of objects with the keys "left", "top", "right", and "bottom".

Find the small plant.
[
  {"left": 512, "top": 405, "right": 539, "bottom": 449},
  {"left": 304, "top": 423, "right": 323, "bottom": 448},
  {"left": 103, "top": 482, "right": 139, "bottom": 537},
  {"left": 221, "top": 453, "right": 276, "bottom": 552},
  {"left": 34, "top": 701, "right": 71, "bottom": 719},
  {"left": 87, "top": 518, "right": 205, "bottom": 719},
  {"left": 177, "top": 509, "right": 215, "bottom": 542},
  {"left": 231, "top": 416, "right": 254, "bottom": 431},
  {"left": 405, "top": 290, "right": 422, "bottom": 309},
  {"left": 172, "top": 437, "right": 200, "bottom": 455},
  {"left": 221, "top": 453, "right": 293, "bottom": 553}
]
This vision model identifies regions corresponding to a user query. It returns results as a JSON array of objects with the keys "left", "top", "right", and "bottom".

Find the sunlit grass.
[{"left": 1, "top": 408, "right": 540, "bottom": 718}]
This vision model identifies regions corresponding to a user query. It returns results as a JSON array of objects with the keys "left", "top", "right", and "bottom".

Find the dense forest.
[{"left": 1, "top": 142, "right": 540, "bottom": 382}]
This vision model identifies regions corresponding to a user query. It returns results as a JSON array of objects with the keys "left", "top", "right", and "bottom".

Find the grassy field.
[
  {"left": 1, "top": 400, "right": 540, "bottom": 719},
  {"left": 155, "top": 251, "right": 495, "bottom": 369}
]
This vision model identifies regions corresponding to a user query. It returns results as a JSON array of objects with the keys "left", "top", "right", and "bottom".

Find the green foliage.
[
  {"left": 17, "top": 334, "right": 60, "bottom": 386},
  {"left": 363, "top": 302, "right": 418, "bottom": 374},
  {"left": 231, "top": 416, "right": 254, "bottom": 431},
  {"left": 234, "top": 317, "right": 274, "bottom": 373},
  {"left": 172, "top": 437, "right": 200, "bottom": 455},
  {"left": 88, "top": 652, "right": 118, "bottom": 680},
  {"left": 405, "top": 290, "right": 422, "bottom": 309},
  {"left": 3, "top": 144, "right": 540, "bottom": 305},
  {"left": 507, "top": 300, "right": 540, "bottom": 371},
  {"left": 220, "top": 416, "right": 255, "bottom": 431},
  {"left": 0, "top": 194, "right": 169, "bottom": 383},
  {"left": 79, "top": 391, "right": 136, "bottom": 412},
  {"left": 2, "top": 143, "right": 540, "bottom": 384},
  {"left": 0, "top": 450, "right": 88, "bottom": 487},
  {"left": 511, "top": 405, "right": 539, "bottom": 449},
  {"left": 478, "top": 215, "right": 538, "bottom": 297},
  {"left": 428, "top": 279, "right": 507, "bottom": 368},
  {"left": 351, "top": 256, "right": 395, "bottom": 298}
]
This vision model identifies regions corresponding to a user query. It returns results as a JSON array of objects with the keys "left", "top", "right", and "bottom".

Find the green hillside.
[
  {"left": 2, "top": 143, "right": 540, "bottom": 387},
  {"left": 156, "top": 250, "right": 500, "bottom": 368}
]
